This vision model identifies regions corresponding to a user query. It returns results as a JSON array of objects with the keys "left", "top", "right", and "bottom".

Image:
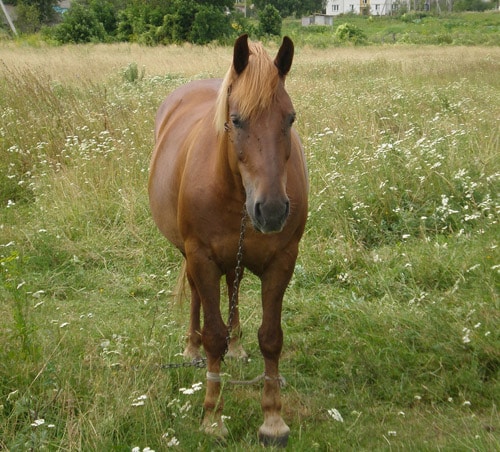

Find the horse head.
[{"left": 217, "top": 35, "right": 296, "bottom": 233}]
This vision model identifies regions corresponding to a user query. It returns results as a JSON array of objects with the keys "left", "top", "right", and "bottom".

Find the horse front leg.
[
  {"left": 257, "top": 253, "right": 296, "bottom": 447},
  {"left": 225, "top": 269, "right": 248, "bottom": 360},
  {"left": 185, "top": 253, "right": 228, "bottom": 438}
]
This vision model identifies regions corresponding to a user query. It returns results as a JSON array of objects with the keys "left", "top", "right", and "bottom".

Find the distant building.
[
  {"left": 301, "top": 14, "right": 334, "bottom": 26},
  {"left": 325, "top": 0, "right": 405, "bottom": 15}
]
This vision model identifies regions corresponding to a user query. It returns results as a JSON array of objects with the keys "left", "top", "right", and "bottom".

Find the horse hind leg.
[
  {"left": 224, "top": 270, "right": 248, "bottom": 360},
  {"left": 183, "top": 290, "right": 203, "bottom": 360},
  {"left": 185, "top": 254, "right": 229, "bottom": 439},
  {"left": 176, "top": 260, "right": 202, "bottom": 360}
]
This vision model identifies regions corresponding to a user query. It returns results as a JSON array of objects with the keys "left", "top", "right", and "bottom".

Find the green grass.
[
  {"left": 283, "top": 11, "right": 500, "bottom": 46},
  {"left": 0, "top": 40, "right": 499, "bottom": 450}
]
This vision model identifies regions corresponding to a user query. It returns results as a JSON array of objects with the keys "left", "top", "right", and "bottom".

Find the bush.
[
  {"left": 156, "top": 0, "right": 198, "bottom": 43},
  {"left": 89, "top": 0, "right": 117, "bottom": 36},
  {"left": 51, "top": 2, "right": 105, "bottom": 44},
  {"left": 15, "top": 3, "right": 42, "bottom": 34},
  {"left": 229, "top": 11, "right": 257, "bottom": 38},
  {"left": 259, "top": 4, "right": 282, "bottom": 36},
  {"left": 454, "top": 0, "right": 496, "bottom": 11},
  {"left": 335, "top": 23, "right": 367, "bottom": 44},
  {"left": 190, "top": 5, "right": 232, "bottom": 45}
]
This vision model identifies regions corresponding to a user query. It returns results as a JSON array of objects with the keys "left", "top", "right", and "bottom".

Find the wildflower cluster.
[{"left": 301, "top": 76, "right": 498, "bottom": 248}]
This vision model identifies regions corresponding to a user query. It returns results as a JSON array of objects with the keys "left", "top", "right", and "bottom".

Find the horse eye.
[
  {"left": 289, "top": 113, "right": 296, "bottom": 126},
  {"left": 231, "top": 115, "right": 243, "bottom": 129}
]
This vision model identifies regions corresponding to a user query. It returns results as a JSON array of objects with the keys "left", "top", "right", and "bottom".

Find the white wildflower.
[
  {"left": 131, "top": 394, "right": 148, "bottom": 407},
  {"left": 327, "top": 408, "right": 344, "bottom": 423},
  {"left": 462, "top": 328, "right": 471, "bottom": 344},
  {"left": 167, "top": 437, "right": 179, "bottom": 447}
]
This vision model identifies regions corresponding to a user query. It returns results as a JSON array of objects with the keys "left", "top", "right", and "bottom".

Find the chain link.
[
  {"left": 222, "top": 207, "right": 247, "bottom": 361},
  {"left": 159, "top": 357, "right": 207, "bottom": 370},
  {"left": 158, "top": 207, "right": 247, "bottom": 370}
]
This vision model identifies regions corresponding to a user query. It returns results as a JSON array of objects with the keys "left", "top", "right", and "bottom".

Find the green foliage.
[
  {"left": 19, "top": 0, "right": 57, "bottom": 23},
  {"left": 281, "top": 12, "right": 500, "bottom": 47},
  {"left": 229, "top": 10, "right": 257, "bottom": 37},
  {"left": 162, "top": 0, "right": 199, "bottom": 43},
  {"left": 0, "top": 251, "right": 41, "bottom": 360},
  {"left": 259, "top": 4, "right": 282, "bottom": 36},
  {"left": 190, "top": 5, "right": 232, "bottom": 44},
  {"left": 122, "top": 62, "right": 145, "bottom": 83},
  {"left": 14, "top": 2, "right": 41, "bottom": 34},
  {"left": 51, "top": 1, "right": 106, "bottom": 44},
  {"left": 89, "top": 0, "right": 117, "bottom": 36},
  {"left": 335, "top": 22, "right": 367, "bottom": 44},
  {"left": 454, "top": 0, "right": 496, "bottom": 11},
  {"left": 254, "top": 0, "right": 325, "bottom": 18}
]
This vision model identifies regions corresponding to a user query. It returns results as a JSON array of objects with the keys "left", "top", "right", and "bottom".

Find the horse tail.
[{"left": 173, "top": 258, "right": 188, "bottom": 305}]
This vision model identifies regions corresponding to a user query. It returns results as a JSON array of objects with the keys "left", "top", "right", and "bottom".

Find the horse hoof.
[
  {"left": 201, "top": 416, "right": 228, "bottom": 439},
  {"left": 225, "top": 343, "right": 249, "bottom": 361},
  {"left": 183, "top": 344, "right": 202, "bottom": 361},
  {"left": 258, "top": 431, "right": 289, "bottom": 448}
]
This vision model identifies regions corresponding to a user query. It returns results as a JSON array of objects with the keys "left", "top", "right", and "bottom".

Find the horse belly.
[{"left": 149, "top": 80, "right": 221, "bottom": 253}]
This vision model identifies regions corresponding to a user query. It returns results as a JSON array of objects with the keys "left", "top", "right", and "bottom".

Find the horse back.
[{"left": 149, "top": 79, "right": 221, "bottom": 250}]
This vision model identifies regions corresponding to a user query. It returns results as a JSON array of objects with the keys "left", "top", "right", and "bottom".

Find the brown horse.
[{"left": 148, "top": 34, "right": 308, "bottom": 446}]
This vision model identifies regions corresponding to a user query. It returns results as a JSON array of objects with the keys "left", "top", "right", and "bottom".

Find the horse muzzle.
[{"left": 248, "top": 197, "right": 290, "bottom": 234}]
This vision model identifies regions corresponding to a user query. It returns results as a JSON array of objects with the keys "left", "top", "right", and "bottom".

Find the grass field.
[
  {"left": 283, "top": 11, "right": 500, "bottom": 46},
  {"left": 0, "top": 40, "right": 499, "bottom": 450}
]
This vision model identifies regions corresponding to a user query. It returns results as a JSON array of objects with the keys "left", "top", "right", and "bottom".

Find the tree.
[
  {"left": 13, "top": 0, "right": 57, "bottom": 32},
  {"left": 196, "top": 0, "right": 234, "bottom": 8},
  {"left": 15, "top": 2, "right": 41, "bottom": 33},
  {"left": 254, "top": 0, "right": 325, "bottom": 17},
  {"left": 89, "top": 0, "right": 117, "bottom": 36},
  {"left": 20, "top": 0, "right": 57, "bottom": 23},
  {"left": 296, "top": 0, "right": 326, "bottom": 16},
  {"left": 453, "top": 0, "right": 495, "bottom": 10},
  {"left": 190, "top": 4, "right": 231, "bottom": 44},
  {"left": 116, "top": 0, "right": 173, "bottom": 43},
  {"left": 158, "top": 0, "right": 198, "bottom": 43},
  {"left": 259, "top": 4, "right": 282, "bottom": 36},
  {"left": 52, "top": 1, "right": 105, "bottom": 43}
]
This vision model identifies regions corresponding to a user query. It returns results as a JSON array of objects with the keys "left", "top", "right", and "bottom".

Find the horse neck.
[{"left": 216, "top": 133, "right": 245, "bottom": 201}]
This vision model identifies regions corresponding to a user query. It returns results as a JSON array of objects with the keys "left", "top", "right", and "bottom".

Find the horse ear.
[
  {"left": 275, "top": 36, "right": 294, "bottom": 77},
  {"left": 233, "top": 34, "right": 250, "bottom": 75}
]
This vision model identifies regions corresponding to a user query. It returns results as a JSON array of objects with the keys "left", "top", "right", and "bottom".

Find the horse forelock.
[{"left": 215, "top": 41, "right": 280, "bottom": 135}]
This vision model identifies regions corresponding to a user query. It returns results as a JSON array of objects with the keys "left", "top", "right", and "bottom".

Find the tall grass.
[{"left": 1, "top": 42, "right": 499, "bottom": 450}]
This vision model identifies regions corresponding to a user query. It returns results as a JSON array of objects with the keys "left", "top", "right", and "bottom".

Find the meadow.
[
  {"left": 283, "top": 11, "right": 500, "bottom": 46},
  {"left": 0, "top": 40, "right": 499, "bottom": 450}
]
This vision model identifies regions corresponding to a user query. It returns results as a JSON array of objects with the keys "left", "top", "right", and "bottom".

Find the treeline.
[
  {"left": 5, "top": 0, "right": 497, "bottom": 44},
  {"left": 7, "top": 0, "right": 324, "bottom": 44}
]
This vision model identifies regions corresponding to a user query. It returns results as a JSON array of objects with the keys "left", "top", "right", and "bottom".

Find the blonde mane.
[{"left": 215, "top": 41, "right": 280, "bottom": 134}]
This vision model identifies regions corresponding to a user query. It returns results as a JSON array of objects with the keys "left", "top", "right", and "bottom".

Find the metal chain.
[
  {"left": 222, "top": 207, "right": 247, "bottom": 361},
  {"left": 159, "top": 358, "right": 206, "bottom": 370},
  {"left": 157, "top": 207, "right": 247, "bottom": 370},
  {"left": 147, "top": 208, "right": 279, "bottom": 388}
]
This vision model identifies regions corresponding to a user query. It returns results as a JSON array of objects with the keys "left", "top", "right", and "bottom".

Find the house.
[{"left": 325, "top": 0, "right": 405, "bottom": 16}]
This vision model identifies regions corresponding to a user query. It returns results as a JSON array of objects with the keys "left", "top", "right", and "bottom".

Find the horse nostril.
[
  {"left": 254, "top": 202, "right": 262, "bottom": 221},
  {"left": 284, "top": 200, "right": 290, "bottom": 218}
]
